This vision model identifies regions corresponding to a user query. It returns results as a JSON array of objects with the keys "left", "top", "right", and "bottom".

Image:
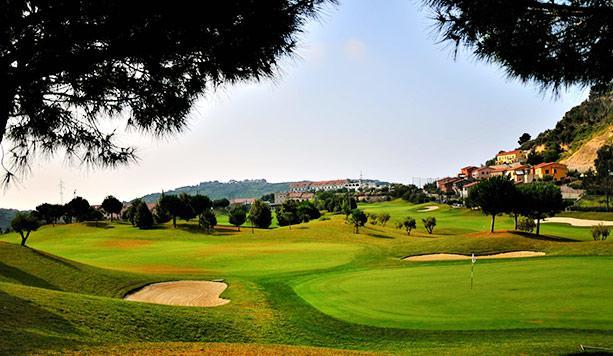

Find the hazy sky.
[{"left": 2, "top": 0, "right": 588, "bottom": 210}]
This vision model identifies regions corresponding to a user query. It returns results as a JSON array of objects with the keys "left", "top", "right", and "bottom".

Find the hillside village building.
[
  {"left": 273, "top": 192, "right": 315, "bottom": 205},
  {"left": 495, "top": 149, "right": 527, "bottom": 165},
  {"left": 533, "top": 162, "right": 568, "bottom": 181}
]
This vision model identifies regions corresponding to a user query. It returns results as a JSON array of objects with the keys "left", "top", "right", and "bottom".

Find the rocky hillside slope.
[{"left": 521, "top": 86, "right": 613, "bottom": 172}]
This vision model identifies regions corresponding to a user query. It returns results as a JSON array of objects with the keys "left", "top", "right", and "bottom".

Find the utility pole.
[{"left": 59, "top": 180, "right": 65, "bottom": 204}]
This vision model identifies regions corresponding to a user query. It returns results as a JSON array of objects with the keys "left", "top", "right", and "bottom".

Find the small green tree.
[
  {"left": 378, "top": 212, "right": 391, "bottom": 227},
  {"left": 228, "top": 205, "right": 247, "bottom": 231},
  {"left": 134, "top": 202, "right": 154, "bottom": 229},
  {"left": 281, "top": 212, "right": 296, "bottom": 230},
  {"left": 467, "top": 176, "right": 516, "bottom": 233},
  {"left": 101, "top": 195, "right": 123, "bottom": 221},
  {"left": 199, "top": 210, "right": 217, "bottom": 233},
  {"left": 349, "top": 209, "right": 367, "bottom": 234},
  {"left": 401, "top": 217, "right": 416, "bottom": 236},
  {"left": 520, "top": 182, "right": 564, "bottom": 236},
  {"left": 422, "top": 217, "right": 436, "bottom": 234},
  {"left": 248, "top": 200, "right": 272, "bottom": 231},
  {"left": 11, "top": 213, "right": 41, "bottom": 246},
  {"left": 158, "top": 193, "right": 182, "bottom": 228},
  {"left": 591, "top": 224, "right": 610, "bottom": 241},
  {"left": 518, "top": 133, "right": 531, "bottom": 146},
  {"left": 213, "top": 198, "right": 231, "bottom": 209},
  {"left": 190, "top": 194, "right": 212, "bottom": 226},
  {"left": 368, "top": 212, "right": 379, "bottom": 225},
  {"left": 177, "top": 193, "right": 196, "bottom": 222}
]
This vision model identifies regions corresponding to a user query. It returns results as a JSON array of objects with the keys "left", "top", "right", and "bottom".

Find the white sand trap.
[
  {"left": 542, "top": 217, "right": 613, "bottom": 227},
  {"left": 404, "top": 251, "right": 545, "bottom": 262},
  {"left": 418, "top": 206, "right": 440, "bottom": 212},
  {"left": 124, "top": 280, "right": 230, "bottom": 307}
]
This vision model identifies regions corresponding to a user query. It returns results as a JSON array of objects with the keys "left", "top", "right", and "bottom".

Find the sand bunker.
[
  {"left": 124, "top": 280, "right": 230, "bottom": 307},
  {"left": 542, "top": 217, "right": 613, "bottom": 227},
  {"left": 418, "top": 206, "right": 440, "bottom": 212},
  {"left": 404, "top": 251, "right": 545, "bottom": 261}
]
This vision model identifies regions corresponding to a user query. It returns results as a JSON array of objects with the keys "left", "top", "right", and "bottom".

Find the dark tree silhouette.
[
  {"left": 426, "top": 0, "right": 612, "bottom": 91},
  {"left": 0, "top": 1, "right": 332, "bottom": 180},
  {"left": 101, "top": 195, "right": 123, "bottom": 221},
  {"left": 65, "top": 196, "right": 91, "bottom": 222},
  {"left": 11, "top": 212, "right": 41, "bottom": 246},
  {"left": 228, "top": 205, "right": 247, "bottom": 231},
  {"left": 467, "top": 176, "right": 516, "bottom": 233}
]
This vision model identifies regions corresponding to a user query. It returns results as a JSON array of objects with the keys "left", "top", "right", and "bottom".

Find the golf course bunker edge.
[
  {"left": 124, "top": 280, "right": 230, "bottom": 307},
  {"left": 404, "top": 251, "right": 546, "bottom": 262}
]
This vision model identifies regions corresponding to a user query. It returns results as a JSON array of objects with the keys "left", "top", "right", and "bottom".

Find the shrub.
[
  {"left": 422, "top": 217, "right": 436, "bottom": 234},
  {"left": 591, "top": 224, "right": 610, "bottom": 241},
  {"left": 368, "top": 213, "right": 379, "bottom": 225},
  {"left": 517, "top": 217, "right": 536, "bottom": 232},
  {"left": 378, "top": 212, "right": 391, "bottom": 227},
  {"left": 199, "top": 210, "right": 217, "bottom": 233}
]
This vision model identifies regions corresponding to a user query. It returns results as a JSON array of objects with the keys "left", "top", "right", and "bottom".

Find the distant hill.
[
  {"left": 0, "top": 208, "right": 19, "bottom": 231},
  {"left": 520, "top": 86, "right": 613, "bottom": 172},
  {"left": 141, "top": 179, "right": 291, "bottom": 203}
]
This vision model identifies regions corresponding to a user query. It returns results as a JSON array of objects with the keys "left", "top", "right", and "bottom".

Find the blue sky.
[{"left": 2, "top": 0, "right": 588, "bottom": 209}]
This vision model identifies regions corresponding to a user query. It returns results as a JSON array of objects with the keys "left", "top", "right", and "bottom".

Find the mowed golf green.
[
  {"left": 0, "top": 199, "right": 611, "bottom": 354},
  {"left": 294, "top": 257, "right": 613, "bottom": 330}
]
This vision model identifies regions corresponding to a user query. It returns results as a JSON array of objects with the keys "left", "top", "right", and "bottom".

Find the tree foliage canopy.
[
  {"left": 426, "top": 0, "right": 612, "bottom": 91},
  {"left": 0, "top": 0, "right": 331, "bottom": 179}
]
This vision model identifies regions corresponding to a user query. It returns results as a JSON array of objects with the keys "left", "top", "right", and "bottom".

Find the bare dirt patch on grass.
[
  {"left": 125, "top": 280, "right": 230, "bottom": 307},
  {"left": 404, "top": 251, "right": 545, "bottom": 261}
]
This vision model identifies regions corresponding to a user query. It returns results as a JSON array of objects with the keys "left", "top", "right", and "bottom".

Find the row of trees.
[
  {"left": 467, "top": 176, "right": 564, "bottom": 235},
  {"left": 394, "top": 216, "right": 437, "bottom": 235}
]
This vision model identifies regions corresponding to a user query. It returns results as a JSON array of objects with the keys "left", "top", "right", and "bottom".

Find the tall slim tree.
[
  {"left": 467, "top": 176, "right": 516, "bottom": 233},
  {"left": 594, "top": 144, "right": 613, "bottom": 211},
  {"left": 520, "top": 182, "right": 564, "bottom": 236},
  {"left": 158, "top": 194, "right": 182, "bottom": 228},
  {"left": 0, "top": 1, "right": 332, "bottom": 181}
]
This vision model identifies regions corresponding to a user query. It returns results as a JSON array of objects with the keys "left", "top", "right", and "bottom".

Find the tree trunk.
[
  {"left": 514, "top": 213, "right": 518, "bottom": 230},
  {"left": 491, "top": 215, "right": 496, "bottom": 233},
  {"left": 536, "top": 219, "right": 541, "bottom": 236},
  {"left": 172, "top": 216, "right": 177, "bottom": 228},
  {"left": 20, "top": 231, "right": 30, "bottom": 246}
]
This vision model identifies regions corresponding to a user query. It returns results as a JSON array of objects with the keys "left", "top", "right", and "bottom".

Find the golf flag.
[{"left": 470, "top": 253, "right": 476, "bottom": 289}]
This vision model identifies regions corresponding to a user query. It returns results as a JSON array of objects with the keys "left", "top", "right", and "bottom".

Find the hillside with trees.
[
  {"left": 141, "top": 179, "right": 291, "bottom": 203},
  {"left": 0, "top": 208, "right": 19, "bottom": 231},
  {"left": 519, "top": 85, "right": 613, "bottom": 171}
]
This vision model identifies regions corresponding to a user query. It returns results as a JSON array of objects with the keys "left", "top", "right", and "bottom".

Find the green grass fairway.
[
  {"left": 0, "top": 199, "right": 611, "bottom": 354},
  {"left": 294, "top": 257, "right": 613, "bottom": 330}
]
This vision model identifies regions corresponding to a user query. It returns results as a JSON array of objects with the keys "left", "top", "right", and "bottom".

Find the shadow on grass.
[
  {"left": 84, "top": 222, "right": 114, "bottom": 229},
  {"left": 0, "top": 289, "right": 83, "bottom": 354},
  {"left": 0, "top": 261, "right": 58, "bottom": 290},
  {"left": 513, "top": 231, "right": 579, "bottom": 242}
]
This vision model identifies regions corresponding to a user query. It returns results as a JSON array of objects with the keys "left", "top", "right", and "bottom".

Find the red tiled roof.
[
  {"left": 463, "top": 181, "right": 480, "bottom": 189},
  {"left": 496, "top": 149, "right": 522, "bottom": 157},
  {"left": 534, "top": 162, "right": 567, "bottom": 169}
]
